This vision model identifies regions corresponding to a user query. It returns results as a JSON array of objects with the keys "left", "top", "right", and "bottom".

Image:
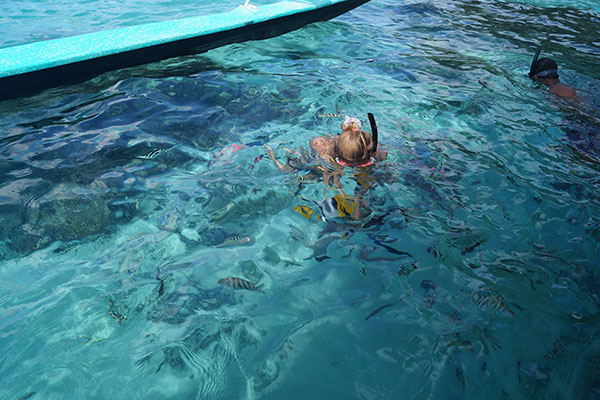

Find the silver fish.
[
  {"left": 215, "top": 236, "right": 254, "bottom": 247},
  {"left": 138, "top": 148, "right": 166, "bottom": 159},
  {"left": 397, "top": 262, "right": 418, "bottom": 276},
  {"left": 297, "top": 173, "right": 320, "bottom": 183},
  {"left": 21, "top": 193, "right": 36, "bottom": 207},
  {"left": 218, "top": 277, "right": 263, "bottom": 292},
  {"left": 471, "top": 287, "right": 515, "bottom": 316},
  {"left": 54, "top": 243, "right": 79, "bottom": 254},
  {"left": 16, "top": 392, "right": 36, "bottom": 400}
]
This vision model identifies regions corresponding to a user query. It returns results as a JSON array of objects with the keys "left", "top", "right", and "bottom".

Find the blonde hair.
[{"left": 336, "top": 130, "right": 373, "bottom": 163}]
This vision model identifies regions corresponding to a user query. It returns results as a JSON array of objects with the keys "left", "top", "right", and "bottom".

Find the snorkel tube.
[
  {"left": 367, "top": 112, "right": 378, "bottom": 156},
  {"left": 529, "top": 48, "right": 541, "bottom": 78}
]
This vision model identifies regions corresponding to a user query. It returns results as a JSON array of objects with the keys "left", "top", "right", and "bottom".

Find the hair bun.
[{"left": 342, "top": 115, "right": 361, "bottom": 131}]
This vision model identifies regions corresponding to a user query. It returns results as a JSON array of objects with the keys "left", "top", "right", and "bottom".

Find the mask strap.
[{"left": 535, "top": 69, "right": 558, "bottom": 78}]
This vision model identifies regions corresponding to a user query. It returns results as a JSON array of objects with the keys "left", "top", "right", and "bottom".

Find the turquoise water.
[{"left": 1, "top": 0, "right": 600, "bottom": 399}]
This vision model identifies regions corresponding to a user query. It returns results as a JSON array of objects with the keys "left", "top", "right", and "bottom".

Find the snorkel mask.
[
  {"left": 529, "top": 48, "right": 559, "bottom": 79},
  {"left": 334, "top": 113, "right": 379, "bottom": 167}
]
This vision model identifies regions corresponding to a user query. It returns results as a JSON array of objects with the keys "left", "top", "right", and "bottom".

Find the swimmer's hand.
[
  {"left": 264, "top": 144, "right": 276, "bottom": 159},
  {"left": 281, "top": 146, "right": 301, "bottom": 157},
  {"left": 264, "top": 144, "right": 290, "bottom": 172}
]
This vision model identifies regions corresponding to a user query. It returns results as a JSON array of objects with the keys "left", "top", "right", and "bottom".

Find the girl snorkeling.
[
  {"left": 265, "top": 114, "right": 386, "bottom": 219},
  {"left": 310, "top": 114, "right": 386, "bottom": 167}
]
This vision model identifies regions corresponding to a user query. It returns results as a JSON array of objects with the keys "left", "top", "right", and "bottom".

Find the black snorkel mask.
[
  {"left": 528, "top": 48, "right": 559, "bottom": 80},
  {"left": 528, "top": 48, "right": 541, "bottom": 78}
]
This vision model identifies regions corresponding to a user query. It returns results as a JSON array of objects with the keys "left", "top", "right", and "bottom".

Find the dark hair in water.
[{"left": 532, "top": 57, "right": 559, "bottom": 79}]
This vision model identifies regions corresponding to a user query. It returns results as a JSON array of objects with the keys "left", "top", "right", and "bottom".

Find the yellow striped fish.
[{"left": 293, "top": 205, "right": 315, "bottom": 219}]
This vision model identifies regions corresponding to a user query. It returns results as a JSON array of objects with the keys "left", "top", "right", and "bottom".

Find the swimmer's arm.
[
  {"left": 317, "top": 165, "right": 344, "bottom": 196},
  {"left": 264, "top": 144, "right": 291, "bottom": 172},
  {"left": 375, "top": 145, "right": 388, "bottom": 161},
  {"left": 310, "top": 136, "right": 336, "bottom": 160},
  {"left": 352, "top": 192, "right": 365, "bottom": 220},
  {"left": 332, "top": 171, "right": 342, "bottom": 192}
]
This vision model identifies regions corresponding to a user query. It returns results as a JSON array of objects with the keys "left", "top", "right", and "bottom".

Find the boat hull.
[{"left": 0, "top": 0, "right": 369, "bottom": 100}]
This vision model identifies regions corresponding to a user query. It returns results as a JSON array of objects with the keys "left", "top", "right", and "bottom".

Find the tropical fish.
[
  {"left": 297, "top": 172, "right": 320, "bottom": 183},
  {"left": 21, "top": 193, "right": 36, "bottom": 207},
  {"left": 362, "top": 213, "right": 389, "bottom": 230},
  {"left": 157, "top": 276, "right": 165, "bottom": 297},
  {"left": 208, "top": 200, "right": 236, "bottom": 222},
  {"left": 443, "top": 333, "right": 474, "bottom": 353},
  {"left": 16, "top": 392, "right": 36, "bottom": 400},
  {"left": 373, "top": 235, "right": 398, "bottom": 243},
  {"left": 478, "top": 326, "right": 502, "bottom": 352},
  {"left": 53, "top": 242, "right": 79, "bottom": 254},
  {"left": 108, "top": 298, "right": 129, "bottom": 324},
  {"left": 421, "top": 280, "right": 438, "bottom": 308},
  {"left": 215, "top": 236, "right": 254, "bottom": 247},
  {"left": 293, "top": 204, "right": 315, "bottom": 219},
  {"left": 372, "top": 238, "right": 412, "bottom": 257},
  {"left": 461, "top": 238, "right": 486, "bottom": 255},
  {"left": 138, "top": 148, "right": 166, "bottom": 159},
  {"left": 471, "top": 287, "right": 515, "bottom": 316},
  {"left": 318, "top": 113, "right": 342, "bottom": 118},
  {"left": 455, "top": 367, "right": 465, "bottom": 387},
  {"left": 240, "top": 259, "right": 265, "bottom": 282},
  {"left": 262, "top": 246, "right": 281, "bottom": 265},
  {"left": 359, "top": 245, "right": 403, "bottom": 262},
  {"left": 318, "top": 194, "right": 356, "bottom": 221},
  {"left": 218, "top": 277, "right": 263, "bottom": 292},
  {"left": 288, "top": 224, "right": 306, "bottom": 242},
  {"left": 420, "top": 280, "right": 438, "bottom": 291},
  {"left": 541, "top": 337, "right": 567, "bottom": 362},
  {"left": 397, "top": 262, "right": 418, "bottom": 276},
  {"left": 308, "top": 234, "right": 349, "bottom": 262},
  {"left": 365, "top": 286, "right": 413, "bottom": 320},
  {"left": 319, "top": 219, "right": 358, "bottom": 237},
  {"left": 365, "top": 299, "right": 402, "bottom": 320}
]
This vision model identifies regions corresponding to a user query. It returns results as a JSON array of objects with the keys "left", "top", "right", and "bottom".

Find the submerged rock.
[
  {"left": 0, "top": 183, "right": 137, "bottom": 260},
  {"left": 25, "top": 193, "right": 111, "bottom": 242}
]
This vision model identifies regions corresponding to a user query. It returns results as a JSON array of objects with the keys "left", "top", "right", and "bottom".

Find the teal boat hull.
[{"left": 0, "top": 0, "right": 369, "bottom": 100}]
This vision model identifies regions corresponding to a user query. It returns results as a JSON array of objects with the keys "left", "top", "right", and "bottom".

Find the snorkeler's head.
[
  {"left": 341, "top": 115, "right": 361, "bottom": 132},
  {"left": 532, "top": 57, "right": 559, "bottom": 79},
  {"left": 335, "top": 129, "right": 373, "bottom": 166}
]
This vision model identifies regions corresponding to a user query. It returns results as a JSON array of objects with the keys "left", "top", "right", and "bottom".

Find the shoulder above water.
[{"left": 550, "top": 82, "right": 576, "bottom": 99}]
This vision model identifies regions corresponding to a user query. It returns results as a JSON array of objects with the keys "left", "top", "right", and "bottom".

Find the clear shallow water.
[{"left": 1, "top": 0, "right": 600, "bottom": 399}]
